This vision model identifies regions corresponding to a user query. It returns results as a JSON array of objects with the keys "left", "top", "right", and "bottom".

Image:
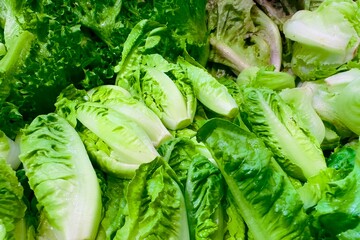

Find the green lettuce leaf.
[
  {"left": 114, "top": 157, "right": 190, "bottom": 240},
  {"left": 87, "top": 84, "right": 173, "bottom": 147},
  {"left": 18, "top": 113, "right": 102, "bottom": 239},
  {"left": 177, "top": 57, "right": 238, "bottom": 118},
  {"left": 312, "top": 149, "right": 360, "bottom": 239},
  {"left": 0, "top": 129, "right": 20, "bottom": 169},
  {"left": 0, "top": 158, "right": 27, "bottom": 239},
  {"left": 197, "top": 118, "right": 311, "bottom": 240},
  {"left": 223, "top": 192, "right": 247, "bottom": 240},
  {"left": 75, "top": 102, "right": 159, "bottom": 177},
  {"left": 237, "top": 66, "right": 295, "bottom": 90},
  {"left": 280, "top": 86, "right": 326, "bottom": 144},
  {"left": 283, "top": 0, "right": 360, "bottom": 80},
  {"left": 97, "top": 176, "right": 130, "bottom": 240},
  {"left": 240, "top": 87, "right": 327, "bottom": 180},
  {"left": 185, "top": 155, "right": 225, "bottom": 240}
]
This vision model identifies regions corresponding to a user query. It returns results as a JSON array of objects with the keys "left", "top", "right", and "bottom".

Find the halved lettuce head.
[{"left": 302, "top": 69, "right": 360, "bottom": 137}]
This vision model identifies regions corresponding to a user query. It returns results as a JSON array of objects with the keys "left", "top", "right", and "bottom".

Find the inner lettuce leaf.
[{"left": 197, "top": 118, "right": 311, "bottom": 240}]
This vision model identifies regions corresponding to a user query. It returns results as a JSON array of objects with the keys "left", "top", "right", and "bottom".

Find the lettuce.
[
  {"left": 311, "top": 147, "right": 360, "bottom": 239},
  {"left": 197, "top": 118, "right": 311, "bottom": 239},
  {"left": 283, "top": 0, "right": 360, "bottom": 80},
  {"left": 114, "top": 157, "right": 190, "bottom": 239},
  {"left": 75, "top": 102, "right": 160, "bottom": 178},
  {"left": 185, "top": 155, "right": 225, "bottom": 239},
  {"left": 0, "top": 158, "right": 27, "bottom": 239},
  {"left": 97, "top": 176, "right": 130, "bottom": 240},
  {"left": 207, "top": 0, "right": 282, "bottom": 73},
  {"left": 0, "top": 129, "right": 20, "bottom": 169},
  {"left": 87, "top": 85, "right": 173, "bottom": 147},
  {"left": 18, "top": 113, "right": 102, "bottom": 239},
  {"left": 300, "top": 69, "right": 360, "bottom": 138},
  {"left": 240, "top": 87, "right": 327, "bottom": 180}
]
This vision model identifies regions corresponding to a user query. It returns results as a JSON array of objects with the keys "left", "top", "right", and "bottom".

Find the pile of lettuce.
[{"left": 1, "top": 0, "right": 360, "bottom": 239}]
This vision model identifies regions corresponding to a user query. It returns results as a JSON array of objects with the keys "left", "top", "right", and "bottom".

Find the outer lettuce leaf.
[
  {"left": 298, "top": 140, "right": 358, "bottom": 210},
  {"left": 185, "top": 155, "right": 225, "bottom": 240},
  {"left": 152, "top": 0, "right": 209, "bottom": 65},
  {"left": 158, "top": 137, "right": 202, "bottom": 186},
  {"left": 240, "top": 87, "right": 326, "bottom": 180},
  {"left": 327, "top": 140, "right": 359, "bottom": 177},
  {"left": 114, "top": 157, "right": 190, "bottom": 240},
  {"left": 18, "top": 113, "right": 102, "bottom": 239},
  {"left": 0, "top": 0, "right": 121, "bottom": 139},
  {"left": 197, "top": 118, "right": 311, "bottom": 240},
  {"left": 0, "top": 158, "right": 27, "bottom": 239}
]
